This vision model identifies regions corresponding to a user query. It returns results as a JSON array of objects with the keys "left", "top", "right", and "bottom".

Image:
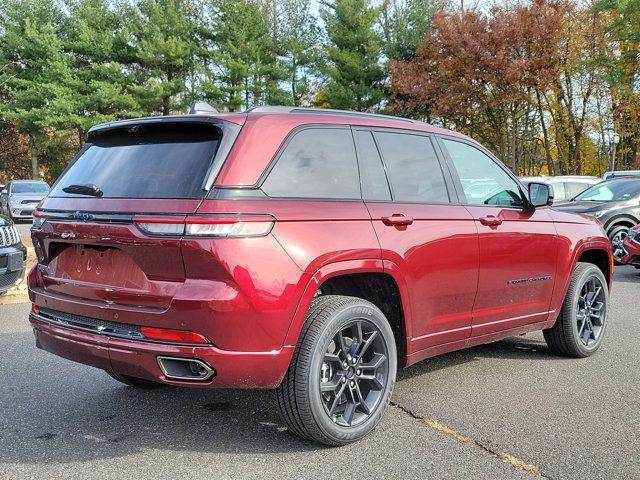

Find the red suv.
[{"left": 29, "top": 107, "right": 613, "bottom": 445}]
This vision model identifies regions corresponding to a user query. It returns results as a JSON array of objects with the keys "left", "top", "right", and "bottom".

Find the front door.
[{"left": 439, "top": 137, "right": 558, "bottom": 337}]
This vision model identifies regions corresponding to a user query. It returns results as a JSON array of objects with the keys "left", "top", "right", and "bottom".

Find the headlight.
[{"left": 590, "top": 211, "right": 604, "bottom": 217}]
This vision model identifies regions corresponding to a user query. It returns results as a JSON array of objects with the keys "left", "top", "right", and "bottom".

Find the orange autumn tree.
[{"left": 390, "top": 0, "right": 569, "bottom": 174}]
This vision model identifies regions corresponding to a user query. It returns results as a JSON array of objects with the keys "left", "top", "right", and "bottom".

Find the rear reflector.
[
  {"left": 31, "top": 304, "right": 41, "bottom": 314},
  {"left": 134, "top": 214, "right": 274, "bottom": 238},
  {"left": 140, "top": 326, "right": 210, "bottom": 344}
]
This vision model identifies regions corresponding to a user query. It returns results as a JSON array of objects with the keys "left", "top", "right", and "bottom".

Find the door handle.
[
  {"left": 381, "top": 214, "right": 414, "bottom": 227},
  {"left": 479, "top": 215, "right": 503, "bottom": 226}
]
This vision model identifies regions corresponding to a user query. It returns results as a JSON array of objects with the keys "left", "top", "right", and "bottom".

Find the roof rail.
[{"left": 246, "top": 105, "right": 420, "bottom": 124}]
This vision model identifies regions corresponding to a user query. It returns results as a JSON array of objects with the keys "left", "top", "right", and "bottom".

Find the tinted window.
[
  {"left": 50, "top": 124, "right": 220, "bottom": 199},
  {"left": 443, "top": 139, "right": 523, "bottom": 208},
  {"left": 354, "top": 131, "right": 391, "bottom": 201},
  {"left": 565, "top": 182, "right": 592, "bottom": 199},
  {"left": 10, "top": 182, "right": 49, "bottom": 194},
  {"left": 374, "top": 132, "right": 449, "bottom": 203},
  {"left": 262, "top": 128, "right": 359, "bottom": 199},
  {"left": 573, "top": 180, "right": 640, "bottom": 202}
]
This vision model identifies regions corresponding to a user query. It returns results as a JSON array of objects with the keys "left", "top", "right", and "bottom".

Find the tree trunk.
[
  {"left": 163, "top": 67, "right": 174, "bottom": 116},
  {"left": 510, "top": 109, "right": 518, "bottom": 174},
  {"left": 535, "top": 89, "right": 555, "bottom": 176},
  {"left": 29, "top": 134, "right": 38, "bottom": 180}
]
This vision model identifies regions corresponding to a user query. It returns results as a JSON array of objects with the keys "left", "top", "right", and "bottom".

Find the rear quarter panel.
[{"left": 194, "top": 199, "right": 382, "bottom": 350}]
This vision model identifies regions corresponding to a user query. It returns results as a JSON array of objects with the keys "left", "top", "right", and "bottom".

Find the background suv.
[
  {"left": 552, "top": 177, "right": 640, "bottom": 260},
  {"left": 29, "top": 106, "right": 612, "bottom": 446}
]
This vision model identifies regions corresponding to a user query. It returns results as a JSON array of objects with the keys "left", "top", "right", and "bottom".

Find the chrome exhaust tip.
[{"left": 157, "top": 356, "right": 215, "bottom": 382}]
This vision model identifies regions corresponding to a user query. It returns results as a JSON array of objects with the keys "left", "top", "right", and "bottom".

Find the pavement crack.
[{"left": 390, "top": 402, "right": 547, "bottom": 479}]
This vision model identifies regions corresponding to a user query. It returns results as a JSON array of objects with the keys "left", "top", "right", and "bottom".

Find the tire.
[
  {"left": 106, "top": 371, "right": 165, "bottom": 389},
  {"left": 543, "top": 262, "right": 609, "bottom": 357},
  {"left": 608, "top": 224, "right": 630, "bottom": 264},
  {"left": 276, "top": 295, "right": 397, "bottom": 446}
]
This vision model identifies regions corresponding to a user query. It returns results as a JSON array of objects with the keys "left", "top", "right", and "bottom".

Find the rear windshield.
[
  {"left": 11, "top": 182, "right": 49, "bottom": 194},
  {"left": 50, "top": 123, "right": 221, "bottom": 199}
]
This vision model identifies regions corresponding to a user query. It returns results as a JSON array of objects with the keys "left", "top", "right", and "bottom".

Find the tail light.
[
  {"left": 134, "top": 214, "right": 275, "bottom": 238},
  {"left": 32, "top": 210, "right": 46, "bottom": 230}
]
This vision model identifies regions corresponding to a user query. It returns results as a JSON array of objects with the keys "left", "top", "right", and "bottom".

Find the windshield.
[
  {"left": 574, "top": 180, "right": 640, "bottom": 202},
  {"left": 11, "top": 182, "right": 49, "bottom": 194},
  {"left": 50, "top": 123, "right": 222, "bottom": 199}
]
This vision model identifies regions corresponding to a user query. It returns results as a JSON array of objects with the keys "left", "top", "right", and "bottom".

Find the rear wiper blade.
[{"left": 62, "top": 184, "right": 103, "bottom": 197}]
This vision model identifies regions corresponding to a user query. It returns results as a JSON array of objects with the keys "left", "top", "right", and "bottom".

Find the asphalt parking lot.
[{"left": 1, "top": 223, "right": 639, "bottom": 479}]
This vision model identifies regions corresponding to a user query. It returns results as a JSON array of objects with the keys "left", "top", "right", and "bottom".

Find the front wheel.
[
  {"left": 543, "top": 262, "right": 609, "bottom": 357},
  {"left": 276, "top": 295, "right": 397, "bottom": 446}
]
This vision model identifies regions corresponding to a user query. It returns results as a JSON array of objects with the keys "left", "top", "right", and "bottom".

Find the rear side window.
[
  {"left": 353, "top": 130, "right": 391, "bottom": 201},
  {"left": 50, "top": 124, "right": 221, "bottom": 199},
  {"left": 262, "top": 128, "right": 360, "bottom": 199},
  {"left": 373, "top": 132, "right": 449, "bottom": 203}
]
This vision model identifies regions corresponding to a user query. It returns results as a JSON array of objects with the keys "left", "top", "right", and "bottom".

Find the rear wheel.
[
  {"left": 276, "top": 295, "right": 397, "bottom": 446},
  {"left": 543, "top": 262, "right": 608, "bottom": 357},
  {"left": 106, "top": 371, "right": 165, "bottom": 389}
]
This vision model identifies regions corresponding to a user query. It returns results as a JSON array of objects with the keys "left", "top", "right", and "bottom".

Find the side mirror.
[{"left": 528, "top": 182, "right": 553, "bottom": 207}]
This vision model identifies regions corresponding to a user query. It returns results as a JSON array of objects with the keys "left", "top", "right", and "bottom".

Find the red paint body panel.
[
  {"left": 28, "top": 110, "right": 613, "bottom": 388},
  {"left": 620, "top": 225, "right": 640, "bottom": 267},
  {"left": 366, "top": 203, "right": 479, "bottom": 351},
  {"left": 464, "top": 206, "right": 558, "bottom": 336}
]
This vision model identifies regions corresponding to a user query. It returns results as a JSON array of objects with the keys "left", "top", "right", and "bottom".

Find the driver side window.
[{"left": 442, "top": 139, "right": 523, "bottom": 208}]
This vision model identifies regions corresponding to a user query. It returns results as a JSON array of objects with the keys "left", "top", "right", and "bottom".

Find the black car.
[
  {"left": 552, "top": 177, "right": 640, "bottom": 258},
  {"left": 0, "top": 214, "right": 26, "bottom": 294}
]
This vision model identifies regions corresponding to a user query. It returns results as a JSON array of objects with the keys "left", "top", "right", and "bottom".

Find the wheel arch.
[
  {"left": 605, "top": 216, "right": 638, "bottom": 236},
  {"left": 577, "top": 249, "right": 612, "bottom": 288},
  {"left": 284, "top": 260, "right": 410, "bottom": 367}
]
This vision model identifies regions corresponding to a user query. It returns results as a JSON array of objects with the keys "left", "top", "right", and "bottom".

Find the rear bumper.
[{"left": 30, "top": 315, "right": 294, "bottom": 389}]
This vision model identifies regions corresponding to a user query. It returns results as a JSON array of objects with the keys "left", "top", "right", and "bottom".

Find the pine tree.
[
  {"left": 123, "top": 0, "right": 200, "bottom": 115},
  {"left": 0, "top": 0, "right": 76, "bottom": 179},
  {"left": 204, "top": 0, "right": 283, "bottom": 111},
  {"left": 318, "top": 0, "right": 385, "bottom": 112},
  {"left": 65, "top": 0, "right": 141, "bottom": 141},
  {"left": 280, "top": 0, "right": 322, "bottom": 106},
  {"left": 381, "top": 0, "right": 438, "bottom": 62}
]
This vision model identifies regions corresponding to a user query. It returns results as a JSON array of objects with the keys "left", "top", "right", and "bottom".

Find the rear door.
[
  {"left": 438, "top": 136, "right": 558, "bottom": 337},
  {"left": 356, "top": 128, "right": 479, "bottom": 353},
  {"left": 31, "top": 119, "right": 240, "bottom": 310}
]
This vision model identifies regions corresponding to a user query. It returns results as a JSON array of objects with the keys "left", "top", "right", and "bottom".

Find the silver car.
[{"left": 1, "top": 180, "right": 50, "bottom": 221}]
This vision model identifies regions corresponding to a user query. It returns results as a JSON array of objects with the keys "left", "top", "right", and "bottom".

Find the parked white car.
[
  {"left": 519, "top": 175, "right": 600, "bottom": 202},
  {"left": 0, "top": 180, "right": 50, "bottom": 221}
]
